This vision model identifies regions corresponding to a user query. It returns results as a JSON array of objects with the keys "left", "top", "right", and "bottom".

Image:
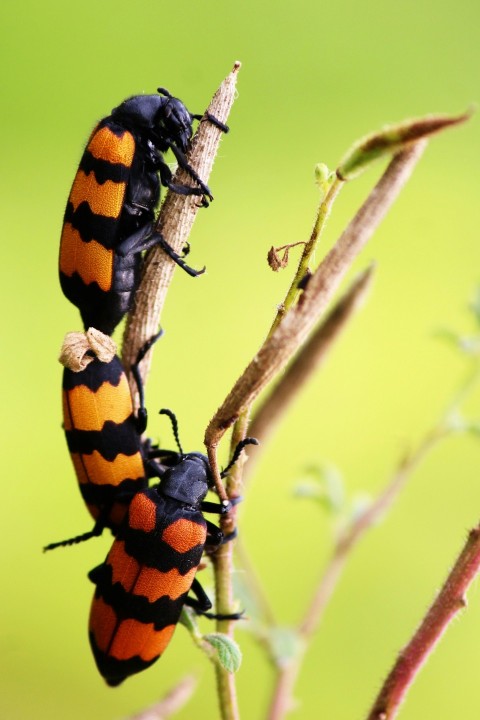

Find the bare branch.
[
  {"left": 126, "top": 675, "right": 197, "bottom": 720},
  {"left": 301, "top": 427, "right": 445, "bottom": 638},
  {"left": 366, "top": 525, "right": 480, "bottom": 720}
]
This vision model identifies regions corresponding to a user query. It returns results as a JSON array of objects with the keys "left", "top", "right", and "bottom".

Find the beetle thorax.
[{"left": 160, "top": 453, "right": 210, "bottom": 507}]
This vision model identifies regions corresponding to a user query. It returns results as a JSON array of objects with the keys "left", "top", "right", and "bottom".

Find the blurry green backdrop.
[{"left": 2, "top": 0, "right": 480, "bottom": 718}]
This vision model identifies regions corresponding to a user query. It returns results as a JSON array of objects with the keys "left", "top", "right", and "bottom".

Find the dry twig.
[
  {"left": 122, "top": 62, "right": 241, "bottom": 404},
  {"left": 125, "top": 675, "right": 197, "bottom": 720}
]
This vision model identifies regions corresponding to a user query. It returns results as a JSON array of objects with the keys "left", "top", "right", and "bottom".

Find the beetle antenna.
[
  {"left": 157, "top": 87, "right": 172, "bottom": 98},
  {"left": 221, "top": 438, "right": 259, "bottom": 478},
  {"left": 159, "top": 408, "right": 184, "bottom": 455}
]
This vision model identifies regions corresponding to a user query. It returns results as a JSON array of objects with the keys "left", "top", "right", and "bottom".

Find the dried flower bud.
[
  {"left": 268, "top": 246, "right": 289, "bottom": 271},
  {"left": 268, "top": 242, "right": 307, "bottom": 272},
  {"left": 59, "top": 328, "right": 117, "bottom": 372}
]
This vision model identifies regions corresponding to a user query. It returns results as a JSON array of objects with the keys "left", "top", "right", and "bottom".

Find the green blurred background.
[{"left": 2, "top": 0, "right": 480, "bottom": 717}]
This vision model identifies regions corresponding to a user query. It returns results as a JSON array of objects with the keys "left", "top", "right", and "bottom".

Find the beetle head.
[
  {"left": 155, "top": 88, "right": 193, "bottom": 152},
  {"left": 110, "top": 91, "right": 193, "bottom": 152}
]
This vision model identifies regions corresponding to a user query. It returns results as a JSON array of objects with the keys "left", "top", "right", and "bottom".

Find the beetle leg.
[
  {"left": 201, "top": 496, "right": 241, "bottom": 515},
  {"left": 204, "top": 519, "right": 223, "bottom": 547},
  {"left": 191, "top": 112, "right": 230, "bottom": 134},
  {"left": 155, "top": 236, "right": 206, "bottom": 277},
  {"left": 186, "top": 579, "right": 243, "bottom": 620},
  {"left": 116, "top": 222, "right": 158, "bottom": 257},
  {"left": 204, "top": 520, "right": 238, "bottom": 551},
  {"left": 117, "top": 224, "right": 205, "bottom": 278},
  {"left": 164, "top": 139, "right": 213, "bottom": 205},
  {"left": 130, "top": 330, "right": 164, "bottom": 434},
  {"left": 154, "top": 154, "right": 208, "bottom": 204}
]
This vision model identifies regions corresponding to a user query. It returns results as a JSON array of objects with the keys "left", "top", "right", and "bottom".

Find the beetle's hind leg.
[
  {"left": 185, "top": 579, "right": 244, "bottom": 621},
  {"left": 156, "top": 235, "right": 206, "bottom": 277}
]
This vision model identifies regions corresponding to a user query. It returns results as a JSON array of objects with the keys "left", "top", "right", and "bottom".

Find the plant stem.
[
  {"left": 270, "top": 175, "right": 344, "bottom": 334},
  {"left": 127, "top": 675, "right": 197, "bottom": 720},
  {"left": 366, "top": 525, "right": 480, "bottom": 719}
]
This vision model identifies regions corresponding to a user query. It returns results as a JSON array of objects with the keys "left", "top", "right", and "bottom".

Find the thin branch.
[
  {"left": 270, "top": 175, "right": 344, "bottom": 333},
  {"left": 122, "top": 62, "right": 241, "bottom": 405},
  {"left": 366, "top": 524, "right": 480, "bottom": 720},
  {"left": 301, "top": 426, "right": 446, "bottom": 638},
  {"left": 125, "top": 675, "right": 197, "bottom": 720}
]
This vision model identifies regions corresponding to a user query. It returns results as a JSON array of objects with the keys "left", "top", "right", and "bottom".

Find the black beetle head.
[
  {"left": 156, "top": 89, "right": 193, "bottom": 152},
  {"left": 110, "top": 91, "right": 193, "bottom": 152},
  {"left": 160, "top": 453, "right": 211, "bottom": 507}
]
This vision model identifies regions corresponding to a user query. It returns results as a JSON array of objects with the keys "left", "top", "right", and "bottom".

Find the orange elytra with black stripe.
[
  {"left": 87, "top": 417, "right": 252, "bottom": 687},
  {"left": 59, "top": 89, "right": 221, "bottom": 335},
  {"left": 44, "top": 330, "right": 166, "bottom": 554},
  {"left": 87, "top": 412, "right": 256, "bottom": 685},
  {"left": 43, "top": 354, "right": 148, "bottom": 554}
]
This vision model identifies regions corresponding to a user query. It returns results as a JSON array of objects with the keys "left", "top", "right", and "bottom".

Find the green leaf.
[
  {"left": 294, "top": 463, "right": 345, "bottom": 514},
  {"left": 179, "top": 606, "right": 201, "bottom": 638},
  {"left": 204, "top": 633, "right": 242, "bottom": 673},
  {"left": 469, "top": 288, "right": 480, "bottom": 327},
  {"left": 267, "top": 627, "right": 305, "bottom": 668},
  {"left": 466, "top": 421, "right": 480, "bottom": 437}
]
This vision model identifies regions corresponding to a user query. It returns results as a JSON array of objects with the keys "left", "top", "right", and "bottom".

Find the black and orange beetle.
[
  {"left": 44, "top": 332, "right": 162, "bottom": 551},
  {"left": 59, "top": 88, "right": 228, "bottom": 335},
  {"left": 88, "top": 410, "right": 257, "bottom": 686}
]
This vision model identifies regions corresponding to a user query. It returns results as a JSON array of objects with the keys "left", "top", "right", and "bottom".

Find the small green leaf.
[
  {"left": 469, "top": 288, "right": 480, "bottom": 327},
  {"left": 267, "top": 627, "right": 305, "bottom": 668},
  {"left": 337, "top": 110, "right": 471, "bottom": 181},
  {"left": 294, "top": 463, "right": 345, "bottom": 514},
  {"left": 204, "top": 633, "right": 242, "bottom": 673},
  {"left": 466, "top": 421, "right": 480, "bottom": 437},
  {"left": 179, "top": 607, "right": 201, "bottom": 639},
  {"left": 435, "top": 326, "right": 480, "bottom": 356}
]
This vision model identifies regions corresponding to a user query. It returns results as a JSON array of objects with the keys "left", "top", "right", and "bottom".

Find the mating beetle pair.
[
  {"left": 49, "top": 339, "right": 256, "bottom": 685},
  {"left": 59, "top": 87, "right": 228, "bottom": 335},
  {"left": 53, "top": 86, "right": 247, "bottom": 686}
]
